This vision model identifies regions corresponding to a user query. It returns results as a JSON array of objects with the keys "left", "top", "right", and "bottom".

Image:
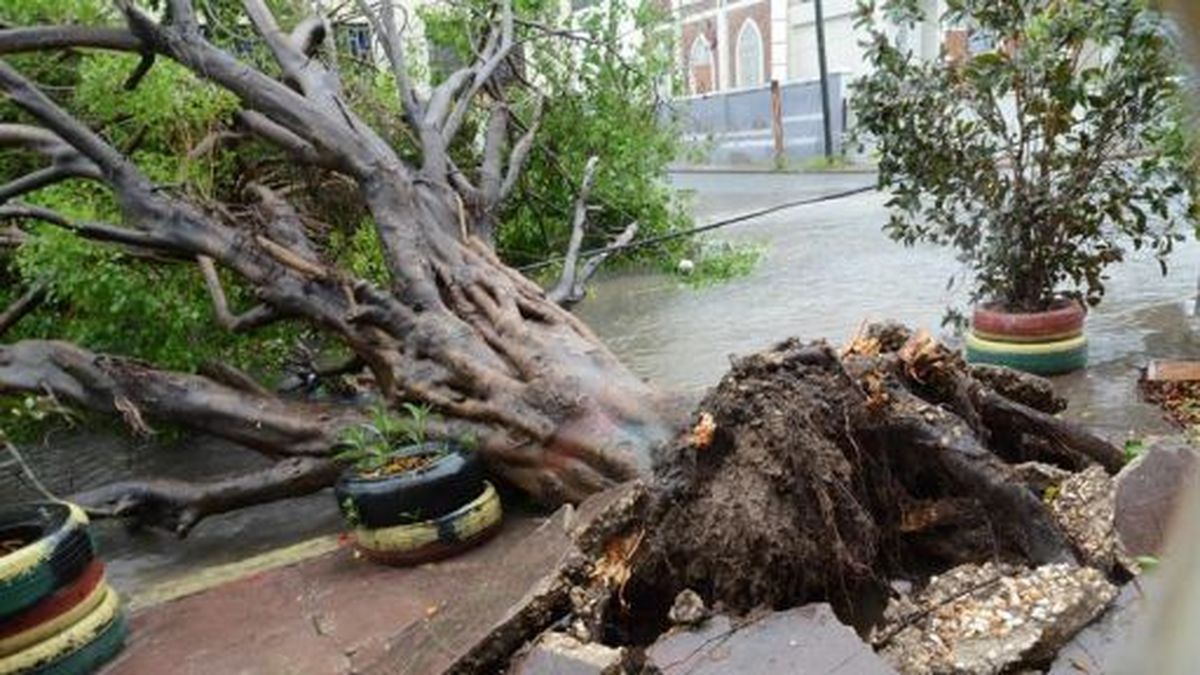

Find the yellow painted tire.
[
  {"left": 353, "top": 482, "right": 502, "bottom": 566},
  {"left": 965, "top": 332, "right": 1088, "bottom": 375},
  {"left": 0, "top": 562, "right": 107, "bottom": 657},
  {"left": 0, "top": 503, "right": 92, "bottom": 620},
  {"left": 0, "top": 585, "right": 123, "bottom": 674}
]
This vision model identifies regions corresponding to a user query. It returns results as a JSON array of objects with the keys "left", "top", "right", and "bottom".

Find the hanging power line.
[{"left": 518, "top": 182, "right": 876, "bottom": 273}]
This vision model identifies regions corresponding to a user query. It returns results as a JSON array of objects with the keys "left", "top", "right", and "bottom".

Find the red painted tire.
[
  {"left": 0, "top": 560, "right": 106, "bottom": 657},
  {"left": 972, "top": 301, "right": 1085, "bottom": 343}
]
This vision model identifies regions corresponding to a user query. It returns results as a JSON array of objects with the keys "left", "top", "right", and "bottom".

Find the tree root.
[
  {"left": 72, "top": 457, "right": 340, "bottom": 536},
  {"left": 533, "top": 325, "right": 1124, "bottom": 655}
]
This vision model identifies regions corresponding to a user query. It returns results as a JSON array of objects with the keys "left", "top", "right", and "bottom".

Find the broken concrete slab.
[
  {"left": 646, "top": 604, "right": 897, "bottom": 675},
  {"left": 362, "top": 507, "right": 581, "bottom": 675},
  {"left": 1115, "top": 437, "right": 1200, "bottom": 557},
  {"left": 363, "top": 483, "right": 645, "bottom": 675},
  {"left": 877, "top": 563, "right": 1117, "bottom": 675},
  {"left": 1047, "top": 581, "right": 1148, "bottom": 675},
  {"left": 1047, "top": 465, "right": 1118, "bottom": 572},
  {"left": 509, "top": 632, "right": 625, "bottom": 675}
]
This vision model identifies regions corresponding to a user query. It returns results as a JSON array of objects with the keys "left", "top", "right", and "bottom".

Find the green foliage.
[
  {"left": 333, "top": 402, "right": 444, "bottom": 474},
  {"left": 669, "top": 240, "right": 766, "bottom": 288},
  {"left": 1124, "top": 438, "right": 1147, "bottom": 462},
  {"left": 420, "top": 0, "right": 691, "bottom": 268},
  {"left": 852, "top": 0, "right": 1200, "bottom": 312}
]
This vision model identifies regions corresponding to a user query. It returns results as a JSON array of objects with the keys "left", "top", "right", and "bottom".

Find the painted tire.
[
  {"left": 0, "top": 503, "right": 94, "bottom": 620},
  {"left": 334, "top": 443, "right": 485, "bottom": 528},
  {"left": 965, "top": 332, "right": 1088, "bottom": 375},
  {"left": 0, "top": 585, "right": 125, "bottom": 675},
  {"left": 354, "top": 481, "right": 502, "bottom": 566},
  {"left": 972, "top": 301, "right": 1085, "bottom": 343},
  {"left": 0, "top": 560, "right": 106, "bottom": 657}
]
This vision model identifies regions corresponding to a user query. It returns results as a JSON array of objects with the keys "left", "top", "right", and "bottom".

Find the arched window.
[
  {"left": 688, "top": 35, "right": 714, "bottom": 95},
  {"left": 736, "top": 20, "right": 763, "bottom": 88}
]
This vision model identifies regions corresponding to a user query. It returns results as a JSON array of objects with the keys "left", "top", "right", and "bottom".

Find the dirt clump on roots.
[
  {"left": 628, "top": 341, "right": 889, "bottom": 621},
  {"left": 580, "top": 325, "right": 1133, "bottom": 651}
]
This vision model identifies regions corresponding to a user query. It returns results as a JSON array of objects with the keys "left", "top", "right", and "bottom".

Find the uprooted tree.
[
  {"left": 0, "top": 0, "right": 1129, "bottom": 589},
  {"left": 0, "top": 0, "right": 684, "bottom": 532}
]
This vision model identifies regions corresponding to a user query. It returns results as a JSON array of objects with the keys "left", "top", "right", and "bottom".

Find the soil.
[
  {"left": 594, "top": 340, "right": 901, "bottom": 645},
  {"left": 361, "top": 451, "right": 443, "bottom": 479},
  {"left": 0, "top": 535, "right": 32, "bottom": 555}
]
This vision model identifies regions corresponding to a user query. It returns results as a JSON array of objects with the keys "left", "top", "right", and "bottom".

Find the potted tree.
[
  {"left": 852, "top": 0, "right": 1199, "bottom": 374},
  {"left": 333, "top": 404, "right": 500, "bottom": 565}
]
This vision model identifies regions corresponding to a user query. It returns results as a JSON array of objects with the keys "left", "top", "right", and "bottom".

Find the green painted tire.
[
  {"left": 0, "top": 585, "right": 125, "bottom": 675},
  {"left": 965, "top": 332, "right": 1088, "bottom": 375},
  {"left": 0, "top": 503, "right": 93, "bottom": 620}
]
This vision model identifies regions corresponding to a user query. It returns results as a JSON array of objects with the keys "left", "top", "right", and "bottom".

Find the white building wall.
[{"left": 786, "top": 0, "right": 864, "bottom": 81}]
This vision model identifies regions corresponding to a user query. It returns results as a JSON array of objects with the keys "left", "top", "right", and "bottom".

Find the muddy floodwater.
[{"left": 3, "top": 171, "right": 1197, "bottom": 596}]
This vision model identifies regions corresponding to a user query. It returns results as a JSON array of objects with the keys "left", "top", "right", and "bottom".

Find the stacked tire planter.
[
  {"left": 334, "top": 443, "right": 503, "bottom": 566},
  {"left": 966, "top": 300, "right": 1088, "bottom": 375},
  {"left": 0, "top": 502, "right": 126, "bottom": 675}
]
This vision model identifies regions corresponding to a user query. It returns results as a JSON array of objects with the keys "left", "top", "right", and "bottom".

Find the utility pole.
[{"left": 813, "top": 0, "right": 835, "bottom": 160}]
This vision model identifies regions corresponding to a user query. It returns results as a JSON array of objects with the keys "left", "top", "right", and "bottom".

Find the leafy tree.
[{"left": 852, "top": 0, "right": 1199, "bottom": 313}]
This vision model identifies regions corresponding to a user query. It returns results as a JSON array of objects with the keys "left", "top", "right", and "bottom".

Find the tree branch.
[
  {"left": 74, "top": 456, "right": 340, "bottom": 536},
  {"left": 0, "top": 201, "right": 178, "bottom": 253},
  {"left": 0, "top": 26, "right": 142, "bottom": 55},
  {"left": 0, "top": 340, "right": 350, "bottom": 456},
  {"left": 547, "top": 156, "right": 598, "bottom": 305},
  {"left": 442, "top": 0, "right": 515, "bottom": 143},
  {"left": 499, "top": 96, "right": 543, "bottom": 201},
  {"left": 197, "top": 255, "right": 281, "bottom": 332},
  {"left": 0, "top": 281, "right": 47, "bottom": 338}
]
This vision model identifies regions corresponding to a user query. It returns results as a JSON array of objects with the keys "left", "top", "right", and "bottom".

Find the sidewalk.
[{"left": 99, "top": 510, "right": 570, "bottom": 674}]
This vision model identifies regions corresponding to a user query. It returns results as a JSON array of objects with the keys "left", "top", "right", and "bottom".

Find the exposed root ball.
[{"left": 635, "top": 341, "right": 886, "bottom": 617}]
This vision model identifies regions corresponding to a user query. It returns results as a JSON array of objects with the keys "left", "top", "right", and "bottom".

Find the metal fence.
[{"left": 669, "top": 74, "right": 847, "bottom": 166}]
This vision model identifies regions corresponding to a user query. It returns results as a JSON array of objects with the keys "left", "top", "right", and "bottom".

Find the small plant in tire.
[{"left": 333, "top": 403, "right": 489, "bottom": 537}]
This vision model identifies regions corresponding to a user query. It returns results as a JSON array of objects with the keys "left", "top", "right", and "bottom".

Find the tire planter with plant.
[
  {"left": 0, "top": 502, "right": 127, "bottom": 674},
  {"left": 334, "top": 405, "right": 503, "bottom": 566},
  {"left": 334, "top": 442, "right": 486, "bottom": 528},
  {"left": 966, "top": 301, "right": 1088, "bottom": 375}
]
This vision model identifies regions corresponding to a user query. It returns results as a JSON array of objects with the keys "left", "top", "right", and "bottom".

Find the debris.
[
  {"left": 667, "top": 589, "right": 708, "bottom": 627},
  {"left": 1047, "top": 582, "right": 1148, "bottom": 675},
  {"left": 1115, "top": 437, "right": 1200, "bottom": 557},
  {"left": 1046, "top": 465, "right": 1119, "bottom": 572},
  {"left": 688, "top": 412, "right": 716, "bottom": 449},
  {"left": 877, "top": 563, "right": 1118, "bottom": 675},
  {"left": 509, "top": 632, "right": 626, "bottom": 675},
  {"left": 647, "top": 604, "right": 897, "bottom": 674}
]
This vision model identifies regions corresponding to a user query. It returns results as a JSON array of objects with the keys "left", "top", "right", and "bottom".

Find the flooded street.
[
  {"left": 5, "top": 170, "right": 1198, "bottom": 596},
  {"left": 579, "top": 171, "right": 1200, "bottom": 440}
]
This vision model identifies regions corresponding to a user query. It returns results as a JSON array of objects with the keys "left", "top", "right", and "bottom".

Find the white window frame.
[
  {"left": 735, "top": 19, "right": 763, "bottom": 89},
  {"left": 688, "top": 34, "right": 714, "bottom": 94}
]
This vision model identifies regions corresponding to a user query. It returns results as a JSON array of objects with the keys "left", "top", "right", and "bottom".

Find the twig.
[{"left": 2, "top": 440, "right": 64, "bottom": 503}]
